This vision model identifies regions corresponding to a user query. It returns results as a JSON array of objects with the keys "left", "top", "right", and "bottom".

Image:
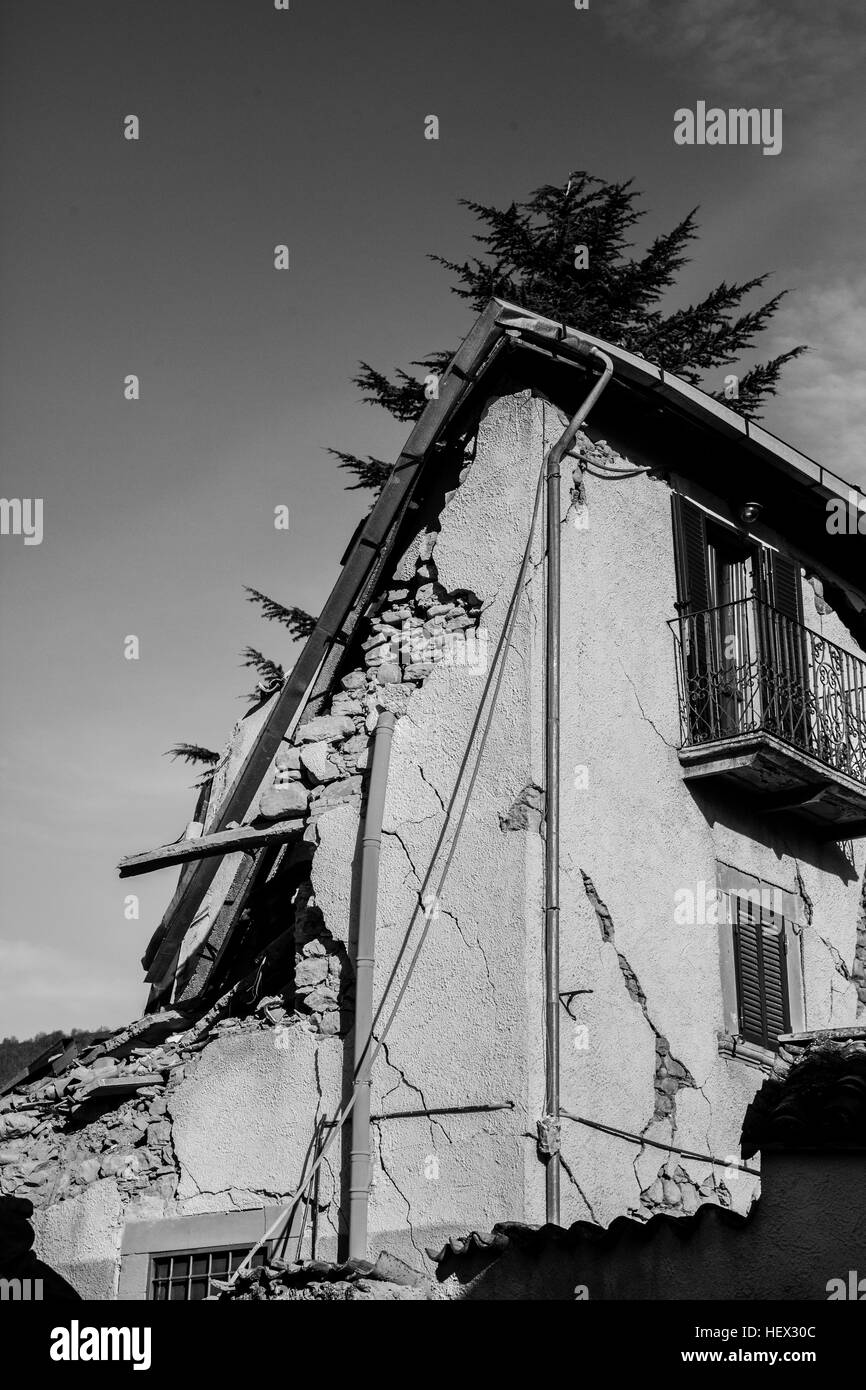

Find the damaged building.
[{"left": 2, "top": 299, "right": 865, "bottom": 1300}]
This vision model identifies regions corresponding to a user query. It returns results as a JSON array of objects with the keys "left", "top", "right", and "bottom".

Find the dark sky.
[{"left": 1, "top": 0, "right": 864, "bottom": 1035}]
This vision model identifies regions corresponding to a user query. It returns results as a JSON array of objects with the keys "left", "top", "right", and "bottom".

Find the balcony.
[{"left": 670, "top": 598, "right": 866, "bottom": 839}]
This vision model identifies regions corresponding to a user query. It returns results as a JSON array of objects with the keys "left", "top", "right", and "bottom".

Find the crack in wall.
[
  {"left": 818, "top": 935, "right": 852, "bottom": 982},
  {"left": 794, "top": 862, "right": 814, "bottom": 926},
  {"left": 798, "top": 858, "right": 859, "bottom": 1004},
  {"left": 856, "top": 876, "right": 866, "bottom": 1018},
  {"left": 559, "top": 1151, "right": 598, "bottom": 1223},
  {"left": 383, "top": 825, "right": 495, "bottom": 1002},
  {"left": 618, "top": 660, "right": 675, "bottom": 750},
  {"left": 581, "top": 871, "right": 695, "bottom": 1128},
  {"left": 372, "top": 1121, "right": 423, "bottom": 1259},
  {"left": 417, "top": 764, "right": 446, "bottom": 815},
  {"left": 377, "top": 1038, "right": 452, "bottom": 1148},
  {"left": 638, "top": 1159, "right": 733, "bottom": 1219},
  {"left": 445, "top": 903, "right": 495, "bottom": 993}
]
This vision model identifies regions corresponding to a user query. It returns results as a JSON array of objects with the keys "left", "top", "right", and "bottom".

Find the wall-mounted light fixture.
[{"left": 740, "top": 501, "right": 763, "bottom": 525}]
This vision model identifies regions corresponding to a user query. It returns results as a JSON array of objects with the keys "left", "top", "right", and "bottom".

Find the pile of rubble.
[
  {"left": 0, "top": 1012, "right": 272, "bottom": 1211},
  {"left": 217, "top": 1250, "right": 432, "bottom": 1301}
]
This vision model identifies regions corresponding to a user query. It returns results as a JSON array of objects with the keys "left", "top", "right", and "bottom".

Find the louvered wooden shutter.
[
  {"left": 671, "top": 495, "right": 710, "bottom": 613},
  {"left": 770, "top": 552, "right": 805, "bottom": 625},
  {"left": 733, "top": 900, "right": 790, "bottom": 1050},
  {"left": 761, "top": 924, "right": 790, "bottom": 1045},
  {"left": 671, "top": 495, "right": 712, "bottom": 739},
  {"left": 766, "top": 551, "right": 808, "bottom": 744}
]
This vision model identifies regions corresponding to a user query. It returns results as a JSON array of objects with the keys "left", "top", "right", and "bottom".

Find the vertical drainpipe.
[
  {"left": 348, "top": 709, "right": 396, "bottom": 1260},
  {"left": 543, "top": 344, "right": 613, "bottom": 1226}
]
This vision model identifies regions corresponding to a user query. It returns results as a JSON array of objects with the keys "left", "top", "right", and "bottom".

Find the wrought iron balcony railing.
[{"left": 670, "top": 598, "right": 866, "bottom": 788}]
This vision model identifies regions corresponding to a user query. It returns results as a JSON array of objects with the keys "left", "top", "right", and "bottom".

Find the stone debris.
[
  {"left": 218, "top": 1251, "right": 430, "bottom": 1301},
  {"left": 258, "top": 783, "right": 309, "bottom": 821},
  {"left": 639, "top": 1162, "right": 732, "bottom": 1216},
  {"left": 0, "top": 1009, "right": 301, "bottom": 1214}
]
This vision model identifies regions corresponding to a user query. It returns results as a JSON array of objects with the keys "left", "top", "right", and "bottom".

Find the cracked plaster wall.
[
  {"left": 306, "top": 388, "right": 865, "bottom": 1249},
  {"left": 17, "top": 392, "right": 863, "bottom": 1288},
  {"left": 552, "top": 402, "right": 864, "bottom": 1227},
  {"left": 168, "top": 1026, "right": 342, "bottom": 1212},
  {"left": 310, "top": 391, "right": 549, "bottom": 1262},
  {"left": 33, "top": 1177, "right": 124, "bottom": 1300}
]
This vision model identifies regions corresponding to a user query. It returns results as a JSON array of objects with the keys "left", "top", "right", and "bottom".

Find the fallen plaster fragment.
[{"left": 499, "top": 783, "right": 544, "bottom": 832}]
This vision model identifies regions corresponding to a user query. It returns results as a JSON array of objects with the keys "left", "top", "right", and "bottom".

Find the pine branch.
[
  {"left": 164, "top": 743, "right": 221, "bottom": 767},
  {"left": 353, "top": 362, "right": 427, "bottom": 422},
  {"left": 710, "top": 345, "right": 809, "bottom": 420},
  {"left": 326, "top": 449, "right": 392, "bottom": 493},
  {"left": 244, "top": 587, "right": 316, "bottom": 640},
  {"left": 239, "top": 647, "right": 285, "bottom": 704}
]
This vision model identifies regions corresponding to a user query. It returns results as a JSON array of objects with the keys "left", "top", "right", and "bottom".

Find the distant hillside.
[{"left": 0, "top": 1028, "right": 110, "bottom": 1089}]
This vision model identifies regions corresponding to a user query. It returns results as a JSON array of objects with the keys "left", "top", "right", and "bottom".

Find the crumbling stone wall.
[{"left": 252, "top": 558, "right": 484, "bottom": 1036}]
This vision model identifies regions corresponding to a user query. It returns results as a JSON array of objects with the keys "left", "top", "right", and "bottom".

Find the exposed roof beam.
[{"left": 119, "top": 822, "right": 302, "bottom": 879}]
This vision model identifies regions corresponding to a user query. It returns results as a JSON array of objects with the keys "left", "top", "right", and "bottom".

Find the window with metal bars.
[
  {"left": 731, "top": 895, "right": 791, "bottom": 1051},
  {"left": 149, "top": 1246, "right": 265, "bottom": 1301}
]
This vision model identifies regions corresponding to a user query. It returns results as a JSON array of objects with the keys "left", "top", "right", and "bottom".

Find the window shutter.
[
  {"left": 671, "top": 495, "right": 710, "bottom": 613},
  {"left": 766, "top": 552, "right": 808, "bottom": 740},
  {"left": 734, "top": 910, "right": 765, "bottom": 1045},
  {"left": 761, "top": 926, "right": 790, "bottom": 1044},
  {"left": 733, "top": 899, "right": 791, "bottom": 1050},
  {"left": 770, "top": 552, "right": 804, "bottom": 625}
]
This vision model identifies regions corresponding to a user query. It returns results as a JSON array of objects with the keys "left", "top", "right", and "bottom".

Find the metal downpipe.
[
  {"left": 543, "top": 345, "right": 613, "bottom": 1226},
  {"left": 348, "top": 709, "right": 396, "bottom": 1260}
]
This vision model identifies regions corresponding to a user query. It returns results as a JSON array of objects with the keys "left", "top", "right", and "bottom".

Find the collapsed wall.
[{"left": 0, "top": 395, "right": 541, "bottom": 1290}]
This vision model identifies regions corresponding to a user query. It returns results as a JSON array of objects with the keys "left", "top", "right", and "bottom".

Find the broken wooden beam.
[
  {"left": 77, "top": 1074, "right": 166, "bottom": 1100},
  {"left": 118, "top": 822, "right": 302, "bottom": 878}
]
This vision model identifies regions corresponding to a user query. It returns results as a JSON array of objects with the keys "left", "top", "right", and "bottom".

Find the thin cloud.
[
  {"left": 607, "top": 0, "right": 862, "bottom": 97},
  {"left": 761, "top": 278, "right": 866, "bottom": 489}
]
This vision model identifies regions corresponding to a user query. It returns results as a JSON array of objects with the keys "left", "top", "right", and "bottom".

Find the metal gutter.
[
  {"left": 492, "top": 301, "right": 864, "bottom": 511},
  {"left": 348, "top": 710, "right": 396, "bottom": 1260},
  {"left": 541, "top": 344, "right": 614, "bottom": 1227}
]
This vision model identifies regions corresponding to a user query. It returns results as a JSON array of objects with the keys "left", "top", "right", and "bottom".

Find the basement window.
[{"left": 149, "top": 1246, "right": 265, "bottom": 1301}]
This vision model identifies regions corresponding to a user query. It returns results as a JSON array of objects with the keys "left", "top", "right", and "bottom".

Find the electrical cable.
[
  {"left": 223, "top": 448, "right": 547, "bottom": 1288},
  {"left": 560, "top": 1111, "right": 761, "bottom": 1177}
]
